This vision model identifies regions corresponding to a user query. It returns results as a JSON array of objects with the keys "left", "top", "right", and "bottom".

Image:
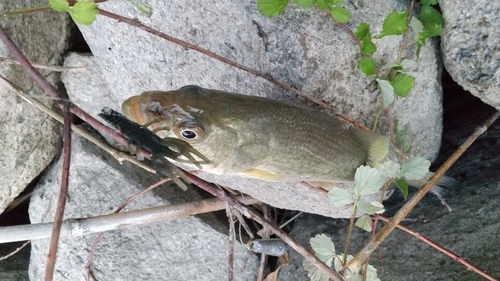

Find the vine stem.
[
  {"left": 376, "top": 215, "right": 499, "bottom": 281},
  {"left": 342, "top": 204, "right": 357, "bottom": 265},
  {"left": 341, "top": 110, "right": 500, "bottom": 278}
]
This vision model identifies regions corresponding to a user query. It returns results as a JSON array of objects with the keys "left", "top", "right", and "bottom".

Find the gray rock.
[
  {"left": 0, "top": 1, "right": 71, "bottom": 214},
  {"left": 441, "top": 0, "right": 500, "bottom": 110},
  {"left": 69, "top": 0, "right": 444, "bottom": 218},
  {"left": 28, "top": 130, "right": 259, "bottom": 281}
]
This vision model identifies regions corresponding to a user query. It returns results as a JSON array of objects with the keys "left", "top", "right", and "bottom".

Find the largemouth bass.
[{"left": 121, "top": 85, "right": 389, "bottom": 187}]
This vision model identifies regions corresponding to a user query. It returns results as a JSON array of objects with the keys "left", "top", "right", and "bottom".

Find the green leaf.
[
  {"left": 400, "top": 59, "right": 417, "bottom": 70},
  {"left": 421, "top": 0, "right": 438, "bottom": 5},
  {"left": 356, "top": 201, "right": 385, "bottom": 215},
  {"left": 359, "top": 57, "right": 376, "bottom": 76},
  {"left": 410, "top": 17, "right": 424, "bottom": 43},
  {"left": 310, "top": 234, "right": 336, "bottom": 264},
  {"left": 376, "top": 11, "right": 408, "bottom": 38},
  {"left": 380, "top": 61, "right": 397, "bottom": 71},
  {"left": 294, "top": 0, "right": 316, "bottom": 8},
  {"left": 418, "top": 5, "right": 443, "bottom": 31},
  {"left": 50, "top": 0, "right": 70, "bottom": 11},
  {"left": 354, "top": 166, "right": 386, "bottom": 196},
  {"left": 401, "top": 156, "right": 430, "bottom": 180},
  {"left": 355, "top": 22, "right": 370, "bottom": 40},
  {"left": 378, "top": 160, "right": 401, "bottom": 178},
  {"left": 395, "top": 178, "right": 409, "bottom": 198},
  {"left": 391, "top": 73, "right": 415, "bottom": 97},
  {"left": 134, "top": 0, "right": 153, "bottom": 16},
  {"left": 303, "top": 260, "right": 330, "bottom": 281},
  {"left": 330, "top": 7, "right": 351, "bottom": 23},
  {"left": 355, "top": 214, "right": 373, "bottom": 232},
  {"left": 328, "top": 188, "right": 355, "bottom": 207},
  {"left": 376, "top": 78, "right": 394, "bottom": 108},
  {"left": 70, "top": 0, "right": 98, "bottom": 25},
  {"left": 361, "top": 39, "right": 376, "bottom": 55},
  {"left": 257, "top": 0, "right": 289, "bottom": 17}
]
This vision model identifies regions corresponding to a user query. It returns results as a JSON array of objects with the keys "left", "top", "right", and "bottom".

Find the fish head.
[{"left": 121, "top": 85, "right": 239, "bottom": 171}]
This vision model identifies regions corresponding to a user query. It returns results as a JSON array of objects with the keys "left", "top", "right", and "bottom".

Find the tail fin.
[
  {"left": 406, "top": 172, "right": 455, "bottom": 212},
  {"left": 351, "top": 128, "right": 390, "bottom": 164}
]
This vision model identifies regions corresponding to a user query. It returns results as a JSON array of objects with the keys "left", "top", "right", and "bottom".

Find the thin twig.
[
  {"left": 0, "top": 74, "right": 155, "bottom": 173},
  {"left": 184, "top": 173, "right": 345, "bottom": 281},
  {"left": 44, "top": 102, "right": 72, "bottom": 281},
  {"left": 226, "top": 202, "right": 236, "bottom": 281},
  {"left": 341, "top": 110, "right": 500, "bottom": 278},
  {"left": 315, "top": 7, "right": 362, "bottom": 48},
  {"left": 0, "top": 56, "right": 88, "bottom": 72},
  {"left": 0, "top": 240, "right": 31, "bottom": 261},
  {"left": 96, "top": 9, "right": 368, "bottom": 131},
  {"left": 257, "top": 204, "right": 272, "bottom": 281},
  {"left": 376, "top": 215, "right": 499, "bottom": 281}
]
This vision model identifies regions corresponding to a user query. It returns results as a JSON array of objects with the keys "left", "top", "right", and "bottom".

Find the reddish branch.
[
  {"left": 376, "top": 215, "right": 499, "bottom": 281},
  {"left": 44, "top": 103, "right": 72, "bottom": 281}
]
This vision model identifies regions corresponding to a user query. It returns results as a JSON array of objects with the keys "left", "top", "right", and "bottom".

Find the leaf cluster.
[
  {"left": 257, "top": 0, "right": 351, "bottom": 23},
  {"left": 303, "top": 234, "right": 381, "bottom": 281},
  {"left": 50, "top": 0, "right": 98, "bottom": 25}
]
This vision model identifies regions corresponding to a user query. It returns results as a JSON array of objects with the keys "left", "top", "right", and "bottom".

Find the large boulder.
[
  {"left": 0, "top": 1, "right": 71, "bottom": 214},
  {"left": 29, "top": 129, "right": 259, "bottom": 280},
  {"left": 441, "top": 0, "right": 500, "bottom": 110}
]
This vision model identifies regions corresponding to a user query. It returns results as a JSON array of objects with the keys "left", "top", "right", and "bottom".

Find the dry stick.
[
  {"left": 183, "top": 173, "right": 344, "bottom": 281},
  {"left": 96, "top": 9, "right": 368, "bottom": 131},
  {"left": 376, "top": 215, "right": 499, "bottom": 281},
  {"left": 0, "top": 241, "right": 31, "bottom": 261},
  {"left": 0, "top": 195, "right": 260, "bottom": 244},
  {"left": 341, "top": 110, "right": 500, "bottom": 279},
  {"left": 0, "top": 56, "right": 87, "bottom": 72},
  {"left": 226, "top": 203, "right": 236, "bottom": 281},
  {"left": 0, "top": 74, "right": 155, "bottom": 173},
  {"left": 257, "top": 204, "right": 272, "bottom": 281},
  {"left": 44, "top": 103, "right": 72, "bottom": 281}
]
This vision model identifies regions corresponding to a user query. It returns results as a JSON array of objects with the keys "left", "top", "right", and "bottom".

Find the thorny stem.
[
  {"left": 96, "top": 8, "right": 369, "bottom": 131},
  {"left": 376, "top": 215, "right": 499, "bottom": 281},
  {"left": 341, "top": 110, "right": 500, "bottom": 278},
  {"left": 44, "top": 102, "right": 72, "bottom": 281}
]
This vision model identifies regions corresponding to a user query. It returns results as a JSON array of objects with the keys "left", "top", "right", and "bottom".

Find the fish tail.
[{"left": 351, "top": 128, "right": 390, "bottom": 164}]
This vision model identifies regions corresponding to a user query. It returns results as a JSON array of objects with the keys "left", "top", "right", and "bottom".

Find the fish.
[{"left": 120, "top": 85, "right": 389, "bottom": 187}]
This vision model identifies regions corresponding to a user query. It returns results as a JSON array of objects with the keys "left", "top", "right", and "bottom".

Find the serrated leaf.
[
  {"left": 376, "top": 11, "right": 408, "bottom": 38},
  {"left": 377, "top": 160, "right": 401, "bottom": 178},
  {"left": 294, "top": 0, "right": 316, "bottom": 8},
  {"left": 330, "top": 7, "right": 350, "bottom": 23},
  {"left": 395, "top": 178, "right": 409, "bottom": 198},
  {"left": 257, "top": 0, "right": 289, "bottom": 17},
  {"left": 361, "top": 39, "right": 376, "bottom": 55},
  {"left": 376, "top": 78, "right": 394, "bottom": 108},
  {"left": 421, "top": 0, "right": 438, "bottom": 5},
  {"left": 355, "top": 22, "right": 370, "bottom": 40},
  {"left": 400, "top": 59, "right": 417, "bottom": 69},
  {"left": 391, "top": 73, "right": 415, "bottom": 97},
  {"left": 401, "top": 156, "right": 430, "bottom": 180},
  {"left": 355, "top": 214, "right": 373, "bottom": 232},
  {"left": 359, "top": 57, "right": 376, "bottom": 76},
  {"left": 70, "top": 0, "right": 98, "bottom": 25},
  {"left": 310, "top": 234, "right": 335, "bottom": 265},
  {"left": 418, "top": 5, "right": 443, "bottom": 31},
  {"left": 303, "top": 260, "right": 330, "bottom": 281},
  {"left": 50, "top": 0, "right": 70, "bottom": 11},
  {"left": 410, "top": 17, "right": 424, "bottom": 43},
  {"left": 328, "top": 188, "right": 355, "bottom": 207},
  {"left": 356, "top": 201, "right": 385, "bottom": 215},
  {"left": 354, "top": 166, "right": 386, "bottom": 196}
]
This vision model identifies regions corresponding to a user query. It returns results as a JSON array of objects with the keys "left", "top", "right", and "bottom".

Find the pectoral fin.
[{"left": 219, "top": 142, "right": 269, "bottom": 174}]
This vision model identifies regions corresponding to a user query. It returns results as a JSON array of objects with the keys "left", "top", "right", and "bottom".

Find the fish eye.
[
  {"left": 175, "top": 120, "right": 205, "bottom": 142},
  {"left": 181, "top": 130, "right": 197, "bottom": 139}
]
